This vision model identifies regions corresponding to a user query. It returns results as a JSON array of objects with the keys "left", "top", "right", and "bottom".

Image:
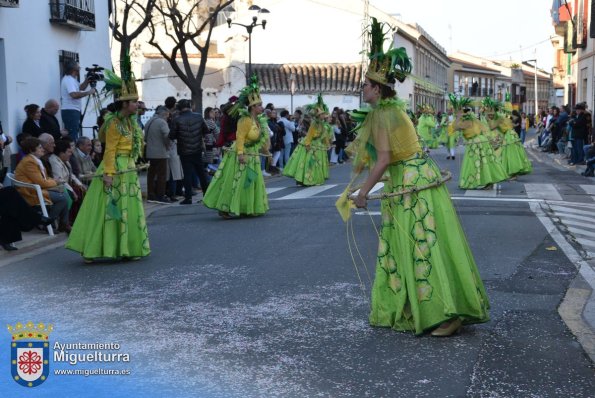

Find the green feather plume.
[
  {"left": 229, "top": 74, "right": 261, "bottom": 118},
  {"left": 367, "top": 17, "right": 412, "bottom": 83}
]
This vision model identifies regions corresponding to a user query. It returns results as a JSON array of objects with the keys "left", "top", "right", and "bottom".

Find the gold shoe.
[{"left": 431, "top": 318, "right": 462, "bottom": 337}]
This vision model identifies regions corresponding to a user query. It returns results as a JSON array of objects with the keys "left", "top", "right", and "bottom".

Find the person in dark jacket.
[
  {"left": 40, "top": 99, "right": 68, "bottom": 141},
  {"left": 0, "top": 185, "right": 54, "bottom": 250},
  {"left": 169, "top": 99, "right": 210, "bottom": 204},
  {"left": 569, "top": 103, "right": 588, "bottom": 165},
  {"left": 21, "top": 104, "right": 44, "bottom": 138}
]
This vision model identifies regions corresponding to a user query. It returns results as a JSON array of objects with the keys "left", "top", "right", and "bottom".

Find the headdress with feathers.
[
  {"left": 101, "top": 52, "right": 138, "bottom": 102},
  {"left": 448, "top": 93, "right": 472, "bottom": 112},
  {"left": 228, "top": 75, "right": 263, "bottom": 117},
  {"left": 365, "top": 17, "right": 412, "bottom": 86},
  {"left": 305, "top": 93, "right": 329, "bottom": 118}
]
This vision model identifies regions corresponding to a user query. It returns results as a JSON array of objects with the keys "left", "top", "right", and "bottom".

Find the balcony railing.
[
  {"left": 0, "top": 0, "right": 19, "bottom": 7},
  {"left": 49, "top": 0, "right": 95, "bottom": 31}
]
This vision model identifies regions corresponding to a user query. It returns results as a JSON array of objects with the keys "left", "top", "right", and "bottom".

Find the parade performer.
[
  {"left": 283, "top": 94, "right": 333, "bottom": 186},
  {"left": 497, "top": 102, "right": 532, "bottom": 177},
  {"left": 443, "top": 111, "right": 458, "bottom": 160},
  {"left": 416, "top": 105, "right": 436, "bottom": 150},
  {"left": 481, "top": 97, "right": 504, "bottom": 161},
  {"left": 453, "top": 96, "right": 508, "bottom": 189},
  {"left": 203, "top": 75, "right": 269, "bottom": 219},
  {"left": 66, "top": 63, "right": 150, "bottom": 263},
  {"left": 339, "top": 18, "right": 489, "bottom": 336}
]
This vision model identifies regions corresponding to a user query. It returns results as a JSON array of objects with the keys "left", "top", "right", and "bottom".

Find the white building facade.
[
  {"left": 119, "top": 0, "right": 449, "bottom": 113},
  {"left": 0, "top": 0, "right": 111, "bottom": 149}
]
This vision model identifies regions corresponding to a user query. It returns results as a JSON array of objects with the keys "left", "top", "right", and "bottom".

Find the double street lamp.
[{"left": 227, "top": 5, "right": 270, "bottom": 84}]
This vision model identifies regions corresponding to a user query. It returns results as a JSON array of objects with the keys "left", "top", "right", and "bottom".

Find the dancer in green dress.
[
  {"left": 346, "top": 18, "right": 489, "bottom": 336},
  {"left": 283, "top": 94, "right": 333, "bottom": 186},
  {"left": 453, "top": 97, "right": 508, "bottom": 189},
  {"left": 66, "top": 68, "right": 150, "bottom": 263},
  {"left": 416, "top": 105, "right": 436, "bottom": 149},
  {"left": 202, "top": 76, "right": 269, "bottom": 218},
  {"left": 498, "top": 110, "right": 532, "bottom": 177}
]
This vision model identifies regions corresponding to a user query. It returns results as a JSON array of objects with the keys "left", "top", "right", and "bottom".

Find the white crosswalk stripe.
[
  {"left": 524, "top": 183, "right": 563, "bottom": 201},
  {"left": 275, "top": 184, "right": 338, "bottom": 200},
  {"left": 579, "top": 184, "right": 595, "bottom": 201},
  {"left": 548, "top": 203, "right": 595, "bottom": 259}
]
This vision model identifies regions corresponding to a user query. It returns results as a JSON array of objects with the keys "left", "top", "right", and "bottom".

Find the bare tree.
[
  {"left": 110, "top": 0, "right": 156, "bottom": 69},
  {"left": 148, "top": 0, "right": 234, "bottom": 112}
]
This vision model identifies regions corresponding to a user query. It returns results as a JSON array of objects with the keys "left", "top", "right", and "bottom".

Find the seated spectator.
[
  {"left": 14, "top": 137, "right": 71, "bottom": 233},
  {"left": 91, "top": 138, "right": 103, "bottom": 167},
  {"left": 0, "top": 121, "right": 12, "bottom": 183},
  {"left": 71, "top": 136, "right": 97, "bottom": 184},
  {"left": 0, "top": 185, "right": 54, "bottom": 250},
  {"left": 49, "top": 140, "right": 86, "bottom": 223},
  {"left": 14, "top": 132, "right": 31, "bottom": 166},
  {"left": 581, "top": 145, "right": 595, "bottom": 177},
  {"left": 38, "top": 133, "right": 56, "bottom": 177},
  {"left": 22, "top": 104, "right": 44, "bottom": 138},
  {"left": 40, "top": 99, "right": 68, "bottom": 141}
]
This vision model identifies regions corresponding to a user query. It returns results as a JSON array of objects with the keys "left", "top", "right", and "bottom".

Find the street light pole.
[
  {"left": 227, "top": 5, "right": 270, "bottom": 84},
  {"left": 524, "top": 59, "right": 538, "bottom": 115}
]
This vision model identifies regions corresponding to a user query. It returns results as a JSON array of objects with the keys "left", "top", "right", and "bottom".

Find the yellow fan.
[{"left": 336, "top": 186, "right": 356, "bottom": 222}]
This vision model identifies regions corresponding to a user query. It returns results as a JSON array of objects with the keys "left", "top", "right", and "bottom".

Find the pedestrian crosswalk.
[
  {"left": 548, "top": 203, "right": 595, "bottom": 259},
  {"left": 266, "top": 182, "right": 595, "bottom": 203}
]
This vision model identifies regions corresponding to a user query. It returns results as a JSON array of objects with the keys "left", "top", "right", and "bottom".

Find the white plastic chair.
[{"left": 7, "top": 173, "right": 54, "bottom": 236}]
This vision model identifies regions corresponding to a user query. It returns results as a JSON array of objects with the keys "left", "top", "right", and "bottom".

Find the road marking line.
[
  {"left": 353, "top": 182, "right": 384, "bottom": 197},
  {"left": 549, "top": 212, "right": 595, "bottom": 224},
  {"left": 549, "top": 204, "right": 595, "bottom": 217},
  {"left": 580, "top": 184, "right": 595, "bottom": 201},
  {"left": 560, "top": 219, "right": 595, "bottom": 233},
  {"left": 524, "top": 183, "right": 563, "bottom": 201},
  {"left": 265, "top": 187, "right": 286, "bottom": 194},
  {"left": 464, "top": 188, "right": 498, "bottom": 197},
  {"left": 276, "top": 184, "right": 338, "bottom": 200},
  {"left": 567, "top": 227, "right": 595, "bottom": 239}
]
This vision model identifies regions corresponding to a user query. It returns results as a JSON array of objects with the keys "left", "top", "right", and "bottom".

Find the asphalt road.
[{"left": 0, "top": 138, "right": 594, "bottom": 397}]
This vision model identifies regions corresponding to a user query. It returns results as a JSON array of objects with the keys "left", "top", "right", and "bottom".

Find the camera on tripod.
[{"left": 85, "top": 64, "right": 105, "bottom": 88}]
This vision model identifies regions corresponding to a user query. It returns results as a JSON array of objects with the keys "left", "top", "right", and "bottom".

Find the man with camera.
[{"left": 60, "top": 60, "right": 97, "bottom": 141}]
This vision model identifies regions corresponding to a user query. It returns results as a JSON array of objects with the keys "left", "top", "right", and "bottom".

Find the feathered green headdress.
[
  {"left": 305, "top": 93, "right": 329, "bottom": 118},
  {"left": 229, "top": 74, "right": 263, "bottom": 117},
  {"left": 365, "top": 17, "right": 412, "bottom": 86},
  {"left": 448, "top": 93, "right": 472, "bottom": 111},
  {"left": 101, "top": 52, "right": 138, "bottom": 101},
  {"left": 481, "top": 97, "right": 502, "bottom": 112}
]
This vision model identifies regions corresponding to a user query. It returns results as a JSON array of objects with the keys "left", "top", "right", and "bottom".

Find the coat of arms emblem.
[{"left": 7, "top": 321, "right": 53, "bottom": 387}]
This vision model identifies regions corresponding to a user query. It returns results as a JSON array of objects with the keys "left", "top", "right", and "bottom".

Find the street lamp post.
[
  {"left": 227, "top": 5, "right": 270, "bottom": 84},
  {"left": 525, "top": 59, "right": 538, "bottom": 116}
]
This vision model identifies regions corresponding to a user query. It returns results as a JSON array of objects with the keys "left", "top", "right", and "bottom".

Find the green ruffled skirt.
[
  {"left": 484, "top": 129, "right": 503, "bottom": 161},
  {"left": 282, "top": 140, "right": 328, "bottom": 186},
  {"left": 459, "top": 135, "right": 508, "bottom": 189},
  {"left": 66, "top": 156, "right": 150, "bottom": 259},
  {"left": 202, "top": 143, "right": 268, "bottom": 216},
  {"left": 500, "top": 130, "right": 532, "bottom": 176},
  {"left": 369, "top": 154, "right": 490, "bottom": 335}
]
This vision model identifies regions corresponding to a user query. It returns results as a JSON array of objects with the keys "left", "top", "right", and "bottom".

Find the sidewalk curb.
[{"left": 531, "top": 201, "right": 595, "bottom": 363}]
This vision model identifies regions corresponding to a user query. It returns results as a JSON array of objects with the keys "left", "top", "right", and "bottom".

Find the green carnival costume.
[
  {"left": 416, "top": 108, "right": 436, "bottom": 149},
  {"left": 283, "top": 94, "right": 333, "bottom": 186},
  {"left": 66, "top": 68, "right": 150, "bottom": 260},
  {"left": 202, "top": 76, "right": 269, "bottom": 217},
  {"left": 456, "top": 112, "right": 508, "bottom": 189},
  {"left": 343, "top": 19, "right": 489, "bottom": 335},
  {"left": 497, "top": 116, "right": 532, "bottom": 177}
]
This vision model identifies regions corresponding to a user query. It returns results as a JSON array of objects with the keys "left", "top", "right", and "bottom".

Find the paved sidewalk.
[{"left": 526, "top": 139, "right": 595, "bottom": 362}]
